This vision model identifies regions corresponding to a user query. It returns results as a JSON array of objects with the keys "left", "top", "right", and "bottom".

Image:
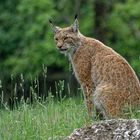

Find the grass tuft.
[{"left": 0, "top": 96, "right": 90, "bottom": 140}]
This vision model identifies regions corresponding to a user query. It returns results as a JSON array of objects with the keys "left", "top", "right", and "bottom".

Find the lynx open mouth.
[{"left": 59, "top": 48, "right": 68, "bottom": 52}]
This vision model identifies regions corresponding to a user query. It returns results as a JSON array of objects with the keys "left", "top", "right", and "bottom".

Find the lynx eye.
[{"left": 64, "top": 37, "right": 68, "bottom": 40}]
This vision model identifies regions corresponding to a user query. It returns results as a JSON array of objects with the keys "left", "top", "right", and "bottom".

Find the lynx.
[{"left": 49, "top": 16, "right": 140, "bottom": 119}]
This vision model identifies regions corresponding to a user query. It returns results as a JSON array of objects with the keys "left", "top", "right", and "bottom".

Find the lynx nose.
[
  {"left": 57, "top": 42, "right": 63, "bottom": 49},
  {"left": 57, "top": 45, "right": 62, "bottom": 49}
]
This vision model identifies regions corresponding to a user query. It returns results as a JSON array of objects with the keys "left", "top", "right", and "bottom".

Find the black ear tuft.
[
  {"left": 49, "top": 19, "right": 53, "bottom": 24},
  {"left": 74, "top": 14, "right": 78, "bottom": 20}
]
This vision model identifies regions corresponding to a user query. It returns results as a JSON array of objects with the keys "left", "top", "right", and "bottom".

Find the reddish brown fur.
[{"left": 51, "top": 20, "right": 140, "bottom": 119}]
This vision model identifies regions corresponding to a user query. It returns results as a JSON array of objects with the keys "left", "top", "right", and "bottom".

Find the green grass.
[
  {"left": 0, "top": 96, "right": 140, "bottom": 140},
  {"left": 0, "top": 97, "right": 91, "bottom": 140}
]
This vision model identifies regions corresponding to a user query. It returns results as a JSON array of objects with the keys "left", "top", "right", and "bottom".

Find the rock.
[{"left": 65, "top": 119, "right": 140, "bottom": 140}]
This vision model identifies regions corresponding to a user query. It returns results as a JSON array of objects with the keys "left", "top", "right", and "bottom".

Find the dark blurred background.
[{"left": 0, "top": 0, "right": 140, "bottom": 107}]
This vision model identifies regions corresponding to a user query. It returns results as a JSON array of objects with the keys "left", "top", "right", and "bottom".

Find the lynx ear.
[
  {"left": 49, "top": 19, "right": 61, "bottom": 33},
  {"left": 73, "top": 14, "right": 79, "bottom": 32}
]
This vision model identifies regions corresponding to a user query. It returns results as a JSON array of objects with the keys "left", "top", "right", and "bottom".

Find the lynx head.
[{"left": 49, "top": 15, "right": 81, "bottom": 55}]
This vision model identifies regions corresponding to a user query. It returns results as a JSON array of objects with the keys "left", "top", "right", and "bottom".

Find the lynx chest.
[{"left": 70, "top": 47, "right": 92, "bottom": 85}]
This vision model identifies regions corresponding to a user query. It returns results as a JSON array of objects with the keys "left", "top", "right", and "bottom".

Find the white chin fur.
[{"left": 59, "top": 44, "right": 76, "bottom": 56}]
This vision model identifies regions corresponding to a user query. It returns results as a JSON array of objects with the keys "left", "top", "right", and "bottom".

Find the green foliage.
[
  {"left": 0, "top": 0, "right": 139, "bottom": 80},
  {"left": 0, "top": 0, "right": 67, "bottom": 78},
  {"left": 106, "top": 0, "right": 140, "bottom": 77}
]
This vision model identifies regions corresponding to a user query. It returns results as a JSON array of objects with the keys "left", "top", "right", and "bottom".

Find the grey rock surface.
[{"left": 66, "top": 119, "right": 140, "bottom": 140}]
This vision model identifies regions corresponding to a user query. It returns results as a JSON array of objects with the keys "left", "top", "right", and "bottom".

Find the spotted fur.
[{"left": 50, "top": 18, "right": 140, "bottom": 119}]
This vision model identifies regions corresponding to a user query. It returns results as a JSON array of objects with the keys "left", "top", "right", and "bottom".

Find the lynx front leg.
[{"left": 82, "top": 84, "right": 94, "bottom": 118}]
